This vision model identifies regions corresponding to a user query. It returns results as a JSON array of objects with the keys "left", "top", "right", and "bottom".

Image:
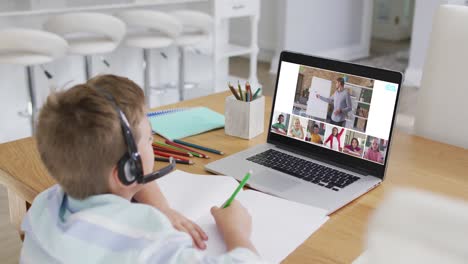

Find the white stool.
[
  {"left": 171, "top": 10, "right": 213, "bottom": 101},
  {"left": 116, "top": 10, "right": 182, "bottom": 106},
  {"left": 0, "top": 28, "right": 68, "bottom": 133},
  {"left": 44, "top": 12, "right": 126, "bottom": 80}
]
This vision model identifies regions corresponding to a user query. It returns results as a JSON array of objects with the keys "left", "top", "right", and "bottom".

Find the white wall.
[
  {"left": 283, "top": 0, "right": 369, "bottom": 58},
  {"left": 405, "top": 0, "right": 442, "bottom": 86},
  {"left": 270, "top": 0, "right": 373, "bottom": 73}
]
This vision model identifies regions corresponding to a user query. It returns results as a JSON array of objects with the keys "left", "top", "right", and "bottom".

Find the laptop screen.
[{"left": 269, "top": 54, "right": 401, "bottom": 175}]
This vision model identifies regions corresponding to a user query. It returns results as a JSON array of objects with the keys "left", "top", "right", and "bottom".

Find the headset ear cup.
[{"left": 117, "top": 153, "right": 136, "bottom": 185}]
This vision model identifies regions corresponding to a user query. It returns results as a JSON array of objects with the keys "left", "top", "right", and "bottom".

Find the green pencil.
[
  {"left": 252, "top": 88, "right": 262, "bottom": 99},
  {"left": 222, "top": 171, "right": 252, "bottom": 208}
]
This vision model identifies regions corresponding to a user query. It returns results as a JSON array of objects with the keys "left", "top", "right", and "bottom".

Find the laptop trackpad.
[{"left": 249, "top": 170, "right": 299, "bottom": 192}]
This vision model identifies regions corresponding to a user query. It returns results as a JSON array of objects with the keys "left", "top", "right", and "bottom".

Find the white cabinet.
[{"left": 212, "top": 0, "right": 260, "bottom": 92}]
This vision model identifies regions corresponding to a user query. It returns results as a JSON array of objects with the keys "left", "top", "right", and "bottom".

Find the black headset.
[{"left": 94, "top": 87, "right": 175, "bottom": 185}]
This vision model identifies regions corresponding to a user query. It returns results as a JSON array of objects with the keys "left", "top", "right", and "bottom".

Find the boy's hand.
[
  {"left": 211, "top": 200, "right": 252, "bottom": 240},
  {"left": 163, "top": 209, "right": 208, "bottom": 250},
  {"left": 211, "top": 200, "right": 257, "bottom": 253}
]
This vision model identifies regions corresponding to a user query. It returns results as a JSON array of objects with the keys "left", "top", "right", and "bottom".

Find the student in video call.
[
  {"left": 310, "top": 124, "right": 323, "bottom": 144},
  {"left": 324, "top": 127, "right": 345, "bottom": 151},
  {"left": 272, "top": 114, "right": 288, "bottom": 135},
  {"left": 316, "top": 77, "right": 352, "bottom": 127},
  {"left": 343, "top": 138, "right": 363, "bottom": 157},
  {"left": 290, "top": 118, "right": 305, "bottom": 139},
  {"left": 364, "top": 138, "right": 384, "bottom": 163}
]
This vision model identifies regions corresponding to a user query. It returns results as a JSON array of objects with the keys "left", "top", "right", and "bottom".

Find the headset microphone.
[{"left": 139, "top": 157, "right": 176, "bottom": 183}]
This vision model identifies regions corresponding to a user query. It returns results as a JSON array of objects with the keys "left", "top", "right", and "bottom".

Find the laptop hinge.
[{"left": 275, "top": 144, "right": 372, "bottom": 176}]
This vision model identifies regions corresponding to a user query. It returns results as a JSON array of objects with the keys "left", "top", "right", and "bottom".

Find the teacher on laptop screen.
[{"left": 316, "top": 77, "right": 352, "bottom": 127}]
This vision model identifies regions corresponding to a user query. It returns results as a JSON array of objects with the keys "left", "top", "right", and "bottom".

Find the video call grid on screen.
[{"left": 270, "top": 62, "right": 399, "bottom": 165}]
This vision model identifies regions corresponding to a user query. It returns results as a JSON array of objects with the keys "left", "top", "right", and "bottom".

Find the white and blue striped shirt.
[{"left": 20, "top": 185, "right": 262, "bottom": 264}]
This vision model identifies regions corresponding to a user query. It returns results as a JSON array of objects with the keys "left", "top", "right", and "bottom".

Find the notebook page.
[
  {"left": 196, "top": 189, "right": 329, "bottom": 263},
  {"left": 156, "top": 170, "right": 239, "bottom": 221}
]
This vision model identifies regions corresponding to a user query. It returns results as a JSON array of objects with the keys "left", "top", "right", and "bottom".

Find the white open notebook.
[{"left": 156, "top": 170, "right": 329, "bottom": 263}]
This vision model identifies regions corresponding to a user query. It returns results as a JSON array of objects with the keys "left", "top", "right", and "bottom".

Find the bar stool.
[
  {"left": 0, "top": 28, "right": 68, "bottom": 133},
  {"left": 44, "top": 12, "right": 126, "bottom": 80},
  {"left": 171, "top": 10, "right": 213, "bottom": 101},
  {"left": 116, "top": 10, "right": 182, "bottom": 106}
]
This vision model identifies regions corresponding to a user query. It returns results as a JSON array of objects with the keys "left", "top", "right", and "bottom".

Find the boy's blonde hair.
[{"left": 36, "top": 75, "right": 146, "bottom": 199}]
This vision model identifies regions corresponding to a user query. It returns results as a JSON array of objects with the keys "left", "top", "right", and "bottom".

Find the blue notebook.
[{"left": 148, "top": 107, "right": 225, "bottom": 140}]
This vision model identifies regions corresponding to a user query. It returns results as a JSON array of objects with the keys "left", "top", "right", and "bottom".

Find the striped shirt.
[{"left": 20, "top": 185, "right": 262, "bottom": 264}]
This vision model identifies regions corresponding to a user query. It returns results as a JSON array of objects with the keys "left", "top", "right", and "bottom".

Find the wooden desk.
[{"left": 1, "top": 91, "right": 467, "bottom": 263}]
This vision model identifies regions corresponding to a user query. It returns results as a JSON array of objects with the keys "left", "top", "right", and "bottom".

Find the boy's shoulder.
[{"left": 24, "top": 184, "right": 173, "bottom": 235}]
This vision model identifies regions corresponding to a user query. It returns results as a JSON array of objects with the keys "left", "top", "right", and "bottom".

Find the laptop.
[{"left": 205, "top": 51, "right": 403, "bottom": 214}]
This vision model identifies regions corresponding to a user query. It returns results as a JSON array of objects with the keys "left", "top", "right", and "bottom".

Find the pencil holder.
[{"left": 225, "top": 95, "right": 265, "bottom": 139}]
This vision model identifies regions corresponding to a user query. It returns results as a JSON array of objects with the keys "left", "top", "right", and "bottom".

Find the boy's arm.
[
  {"left": 134, "top": 182, "right": 208, "bottom": 249},
  {"left": 141, "top": 234, "right": 262, "bottom": 264},
  {"left": 222, "top": 229, "right": 257, "bottom": 253},
  {"left": 134, "top": 181, "right": 170, "bottom": 210},
  {"left": 140, "top": 200, "right": 262, "bottom": 264}
]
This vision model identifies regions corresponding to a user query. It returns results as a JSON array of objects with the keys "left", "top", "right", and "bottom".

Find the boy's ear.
[{"left": 108, "top": 165, "right": 125, "bottom": 191}]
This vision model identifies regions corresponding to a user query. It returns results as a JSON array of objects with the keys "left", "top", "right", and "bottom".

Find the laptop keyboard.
[{"left": 246, "top": 149, "right": 360, "bottom": 191}]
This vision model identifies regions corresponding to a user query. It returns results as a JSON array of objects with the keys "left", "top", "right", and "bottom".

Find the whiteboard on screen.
[{"left": 306, "top": 77, "right": 332, "bottom": 119}]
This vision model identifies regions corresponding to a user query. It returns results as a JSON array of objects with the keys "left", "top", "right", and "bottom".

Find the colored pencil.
[
  {"left": 222, "top": 171, "right": 251, "bottom": 208},
  {"left": 152, "top": 142, "right": 192, "bottom": 155},
  {"left": 153, "top": 141, "right": 191, "bottom": 153},
  {"left": 155, "top": 156, "right": 193, "bottom": 165},
  {"left": 155, "top": 155, "right": 192, "bottom": 164},
  {"left": 173, "top": 139, "right": 224, "bottom": 155},
  {"left": 228, "top": 82, "right": 241, "bottom": 100},
  {"left": 152, "top": 145, "right": 193, "bottom": 157},
  {"left": 165, "top": 140, "right": 208, "bottom": 158},
  {"left": 252, "top": 88, "right": 262, "bottom": 99},
  {"left": 246, "top": 82, "right": 253, "bottom": 102},
  {"left": 237, "top": 81, "right": 243, "bottom": 101},
  {"left": 165, "top": 140, "right": 210, "bottom": 159},
  {"left": 153, "top": 150, "right": 191, "bottom": 162}
]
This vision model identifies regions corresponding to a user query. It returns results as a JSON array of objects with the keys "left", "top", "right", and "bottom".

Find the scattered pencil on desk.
[
  {"left": 155, "top": 156, "right": 193, "bottom": 165},
  {"left": 152, "top": 145, "right": 193, "bottom": 157},
  {"left": 173, "top": 139, "right": 224, "bottom": 155},
  {"left": 153, "top": 150, "right": 191, "bottom": 162},
  {"left": 165, "top": 140, "right": 210, "bottom": 159},
  {"left": 153, "top": 141, "right": 191, "bottom": 154}
]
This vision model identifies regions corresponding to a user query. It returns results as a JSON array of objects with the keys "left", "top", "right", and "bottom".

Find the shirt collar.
[{"left": 65, "top": 191, "right": 130, "bottom": 214}]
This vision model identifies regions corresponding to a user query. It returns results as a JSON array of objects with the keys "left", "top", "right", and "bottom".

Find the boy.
[
  {"left": 20, "top": 75, "right": 262, "bottom": 263},
  {"left": 271, "top": 114, "right": 287, "bottom": 135}
]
